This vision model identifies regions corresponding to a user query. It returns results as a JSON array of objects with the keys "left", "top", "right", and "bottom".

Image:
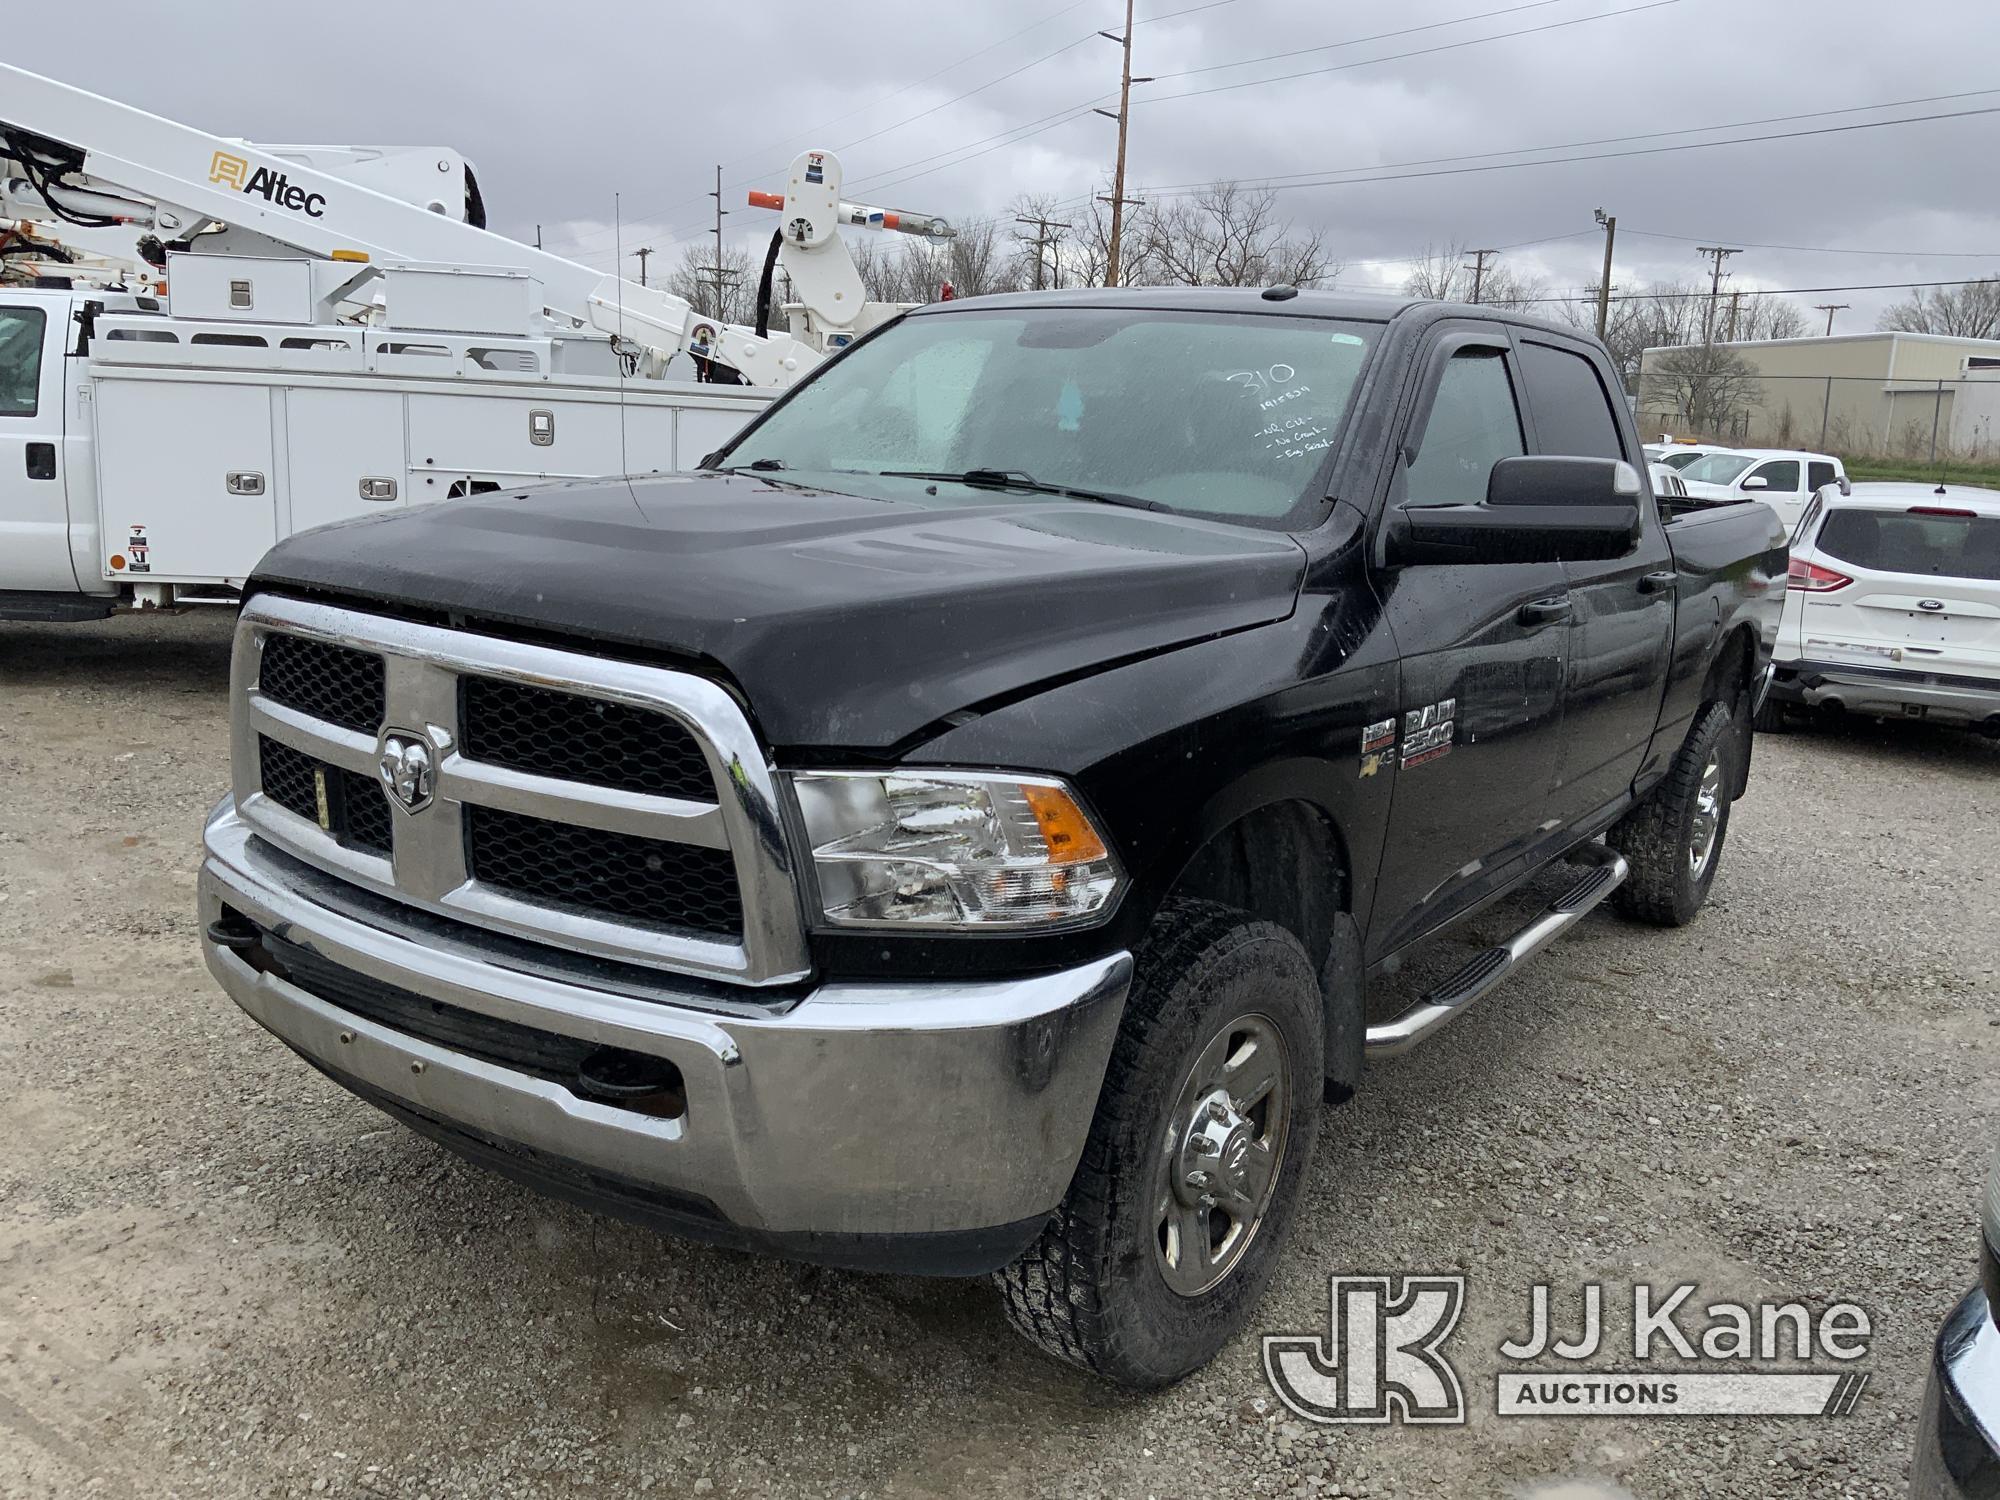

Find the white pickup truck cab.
[
  {"left": 0, "top": 281, "right": 768, "bottom": 622},
  {"left": 1762, "top": 482, "right": 2000, "bottom": 734},
  {"left": 1676, "top": 448, "right": 1847, "bottom": 532}
]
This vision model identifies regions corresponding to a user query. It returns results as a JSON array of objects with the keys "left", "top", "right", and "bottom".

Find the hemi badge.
[{"left": 313, "top": 766, "right": 332, "bottom": 831}]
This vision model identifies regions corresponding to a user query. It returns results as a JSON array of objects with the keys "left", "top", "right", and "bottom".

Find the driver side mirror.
[
  {"left": 1741, "top": 474, "right": 1769, "bottom": 490},
  {"left": 1384, "top": 456, "right": 1642, "bottom": 566}
]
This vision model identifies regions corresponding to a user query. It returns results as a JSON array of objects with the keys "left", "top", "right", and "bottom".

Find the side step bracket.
[{"left": 1363, "top": 842, "right": 1628, "bottom": 1058}]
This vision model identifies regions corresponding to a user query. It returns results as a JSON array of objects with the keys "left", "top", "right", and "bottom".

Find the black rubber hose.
[{"left": 754, "top": 227, "right": 784, "bottom": 339}]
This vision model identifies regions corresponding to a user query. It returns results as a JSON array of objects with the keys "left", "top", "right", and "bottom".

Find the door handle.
[
  {"left": 26, "top": 442, "right": 55, "bottom": 480},
  {"left": 1637, "top": 570, "right": 1677, "bottom": 595},
  {"left": 1517, "top": 595, "right": 1572, "bottom": 626}
]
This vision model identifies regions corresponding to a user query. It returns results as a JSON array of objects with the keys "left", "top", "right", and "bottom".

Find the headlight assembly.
[{"left": 789, "top": 769, "right": 1123, "bottom": 930}]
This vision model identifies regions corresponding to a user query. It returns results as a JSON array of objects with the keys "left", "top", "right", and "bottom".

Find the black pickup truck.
[{"left": 198, "top": 288, "right": 1785, "bottom": 1388}]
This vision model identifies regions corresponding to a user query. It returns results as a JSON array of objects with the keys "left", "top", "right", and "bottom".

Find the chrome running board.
[{"left": 1363, "top": 842, "right": 1629, "bottom": 1058}]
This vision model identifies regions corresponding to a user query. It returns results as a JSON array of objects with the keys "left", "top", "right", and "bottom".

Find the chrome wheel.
[
  {"left": 1153, "top": 1013, "right": 1291, "bottom": 1297},
  {"left": 1688, "top": 753, "right": 1724, "bottom": 877}
]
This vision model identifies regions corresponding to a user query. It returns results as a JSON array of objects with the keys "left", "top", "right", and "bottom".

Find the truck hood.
[{"left": 249, "top": 474, "right": 1309, "bottom": 748}]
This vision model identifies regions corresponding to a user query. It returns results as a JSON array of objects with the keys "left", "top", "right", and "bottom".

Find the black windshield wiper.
[{"left": 876, "top": 468, "right": 1164, "bottom": 511}]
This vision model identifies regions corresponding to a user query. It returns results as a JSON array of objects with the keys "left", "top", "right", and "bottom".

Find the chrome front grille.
[{"left": 229, "top": 594, "right": 809, "bottom": 985}]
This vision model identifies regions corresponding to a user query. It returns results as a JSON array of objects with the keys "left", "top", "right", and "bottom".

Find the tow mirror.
[{"left": 1384, "top": 456, "right": 1642, "bottom": 566}]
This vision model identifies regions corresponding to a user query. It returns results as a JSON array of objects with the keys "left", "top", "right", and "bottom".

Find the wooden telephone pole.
[
  {"left": 1014, "top": 212, "right": 1074, "bottom": 291},
  {"left": 1094, "top": 0, "right": 1150, "bottom": 287},
  {"left": 1696, "top": 245, "right": 1739, "bottom": 344},
  {"left": 1463, "top": 248, "right": 1497, "bottom": 304},
  {"left": 1814, "top": 302, "right": 1849, "bottom": 336},
  {"left": 1593, "top": 209, "right": 1617, "bottom": 340}
]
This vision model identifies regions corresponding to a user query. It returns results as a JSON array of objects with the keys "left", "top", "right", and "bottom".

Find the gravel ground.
[{"left": 3, "top": 610, "right": 1996, "bottom": 1500}]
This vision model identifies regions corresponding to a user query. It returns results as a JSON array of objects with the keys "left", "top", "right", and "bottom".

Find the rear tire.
[
  {"left": 994, "top": 899, "right": 1323, "bottom": 1388},
  {"left": 1608, "top": 702, "right": 1736, "bottom": 927}
]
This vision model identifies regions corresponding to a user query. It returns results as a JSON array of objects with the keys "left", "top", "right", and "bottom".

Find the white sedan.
[{"left": 1760, "top": 482, "right": 2000, "bottom": 735}]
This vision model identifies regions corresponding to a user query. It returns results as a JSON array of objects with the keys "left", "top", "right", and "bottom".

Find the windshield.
[
  {"left": 1658, "top": 449, "right": 1706, "bottom": 470},
  {"left": 718, "top": 307, "right": 1381, "bottom": 524},
  {"left": 1681, "top": 453, "right": 1754, "bottom": 485}
]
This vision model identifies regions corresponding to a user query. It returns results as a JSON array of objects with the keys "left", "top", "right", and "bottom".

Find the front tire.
[
  {"left": 1752, "top": 696, "right": 1789, "bottom": 733},
  {"left": 994, "top": 899, "right": 1324, "bottom": 1388},
  {"left": 1608, "top": 701, "right": 1736, "bottom": 927}
]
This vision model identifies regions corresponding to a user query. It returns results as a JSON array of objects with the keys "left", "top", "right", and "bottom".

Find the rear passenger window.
[
  {"left": 1807, "top": 461, "right": 1837, "bottom": 492},
  {"left": 1405, "top": 348, "right": 1524, "bottom": 507},
  {"left": 1517, "top": 341, "right": 1626, "bottom": 462},
  {"left": 1818, "top": 510, "right": 2000, "bottom": 581},
  {"left": 0, "top": 306, "right": 47, "bottom": 417},
  {"left": 1750, "top": 460, "right": 1800, "bottom": 492}
]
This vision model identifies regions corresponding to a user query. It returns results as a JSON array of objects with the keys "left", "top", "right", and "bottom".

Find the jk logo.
[{"left": 1263, "top": 1275, "right": 1467, "bottom": 1425}]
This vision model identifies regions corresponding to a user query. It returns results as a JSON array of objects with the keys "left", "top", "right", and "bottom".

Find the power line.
[
  {"left": 1129, "top": 85, "right": 2000, "bottom": 195},
  {"left": 1126, "top": 101, "right": 2000, "bottom": 200},
  {"left": 542, "top": 0, "right": 1103, "bottom": 254},
  {"left": 1511, "top": 275, "right": 2000, "bottom": 307},
  {"left": 1133, "top": 0, "right": 1681, "bottom": 107},
  {"left": 1622, "top": 226, "right": 2000, "bottom": 259},
  {"left": 1151, "top": 0, "right": 1569, "bottom": 80},
  {"left": 854, "top": 0, "right": 1682, "bottom": 196}
]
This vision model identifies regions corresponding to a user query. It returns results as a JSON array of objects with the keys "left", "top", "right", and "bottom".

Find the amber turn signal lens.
[{"left": 1023, "top": 784, "right": 1108, "bottom": 864}]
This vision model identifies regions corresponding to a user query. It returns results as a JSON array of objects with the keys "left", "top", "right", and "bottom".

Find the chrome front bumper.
[
  {"left": 199, "top": 801, "right": 1131, "bottom": 1274},
  {"left": 1914, "top": 1287, "right": 2000, "bottom": 1499}
]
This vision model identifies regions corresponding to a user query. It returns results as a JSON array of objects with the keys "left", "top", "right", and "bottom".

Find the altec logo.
[{"left": 208, "top": 151, "right": 326, "bottom": 218}]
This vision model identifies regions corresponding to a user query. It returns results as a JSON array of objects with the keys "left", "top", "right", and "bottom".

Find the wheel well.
[
  {"left": 1701, "top": 625, "right": 1758, "bottom": 798},
  {"left": 1702, "top": 625, "right": 1757, "bottom": 713},
  {"left": 1167, "top": 801, "right": 1346, "bottom": 976}
]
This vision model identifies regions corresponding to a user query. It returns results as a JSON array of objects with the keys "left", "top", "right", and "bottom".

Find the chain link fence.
[{"left": 1635, "top": 367, "right": 2000, "bottom": 466}]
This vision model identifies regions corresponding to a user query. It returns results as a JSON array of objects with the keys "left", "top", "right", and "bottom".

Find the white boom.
[{"left": 0, "top": 62, "right": 951, "bottom": 386}]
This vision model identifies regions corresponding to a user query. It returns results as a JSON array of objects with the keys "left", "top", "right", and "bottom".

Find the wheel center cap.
[{"left": 1176, "top": 1090, "right": 1253, "bottom": 1206}]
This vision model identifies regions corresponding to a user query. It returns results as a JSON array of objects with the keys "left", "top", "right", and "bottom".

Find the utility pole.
[
  {"left": 1093, "top": 0, "right": 1151, "bottom": 287},
  {"left": 1696, "top": 245, "right": 1739, "bottom": 344},
  {"left": 702, "top": 164, "right": 737, "bottom": 319},
  {"left": 1725, "top": 288, "right": 1743, "bottom": 343},
  {"left": 631, "top": 246, "right": 652, "bottom": 287},
  {"left": 1593, "top": 209, "right": 1617, "bottom": 341},
  {"left": 1814, "top": 302, "right": 1849, "bottom": 336},
  {"left": 534, "top": 224, "right": 542, "bottom": 250},
  {"left": 1014, "top": 212, "right": 1074, "bottom": 292},
  {"left": 1463, "top": 248, "right": 1498, "bottom": 304}
]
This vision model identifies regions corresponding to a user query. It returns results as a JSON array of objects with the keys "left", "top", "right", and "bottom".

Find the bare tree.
[
  {"left": 1138, "top": 182, "right": 1341, "bottom": 289},
  {"left": 1641, "top": 343, "right": 1763, "bottom": 436},
  {"left": 847, "top": 223, "right": 1020, "bottom": 306},
  {"left": 1878, "top": 278, "right": 2000, "bottom": 339},
  {"left": 666, "top": 242, "right": 756, "bottom": 325},
  {"left": 938, "top": 218, "right": 1019, "bottom": 299},
  {"left": 1401, "top": 241, "right": 1544, "bottom": 310},
  {"left": 1561, "top": 280, "right": 1805, "bottom": 391},
  {"left": 1008, "top": 192, "right": 1073, "bottom": 291}
]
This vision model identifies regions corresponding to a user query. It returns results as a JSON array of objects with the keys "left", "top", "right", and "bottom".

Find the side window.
[
  {"left": 1516, "top": 340, "right": 1626, "bottom": 461},
  {"left": 0, "top": 306, "right": 48, "bottom": 418},
  {"left": 1404, "top": 348, "right": 1524, "bottom": 507},
  {"left": 1750, "top": 459, "right": 1800, "bottom": 492},
  {"left": 1806, "top": 460, "right": 1837, "bottom": 492}
]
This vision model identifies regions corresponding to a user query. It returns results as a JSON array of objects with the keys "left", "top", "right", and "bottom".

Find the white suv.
[
  {"left": 1761, "top": 482, "right": 2000, "bottom": 735},
  {"left": 1677, "top": 448, "right": 1848, "bottom": 531}
]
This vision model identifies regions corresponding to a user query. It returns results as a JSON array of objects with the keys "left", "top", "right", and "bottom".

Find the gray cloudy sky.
[{"left": 11, "top": 0, "right": 1998, "bottom": 328}]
